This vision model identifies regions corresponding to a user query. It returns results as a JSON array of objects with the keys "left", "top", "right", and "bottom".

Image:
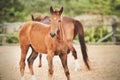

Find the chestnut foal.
[{"left": 19, "top": 7, "right": 70, "bottom": 80}]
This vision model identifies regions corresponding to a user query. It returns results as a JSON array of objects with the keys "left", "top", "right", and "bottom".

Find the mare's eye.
[
  {"left": 58, "top": 20, "right": 61, "bottom": 22},
  {"left": 49, "top": 19, "right": 51, "bottom": 22}
]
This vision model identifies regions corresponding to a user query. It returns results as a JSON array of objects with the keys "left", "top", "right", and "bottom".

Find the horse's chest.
[
  {"left": 54, "top": 41, "right": 67, "bottom": 55},
  {"left": 46, "top": 36, "right": 68, "bottom": 55}
]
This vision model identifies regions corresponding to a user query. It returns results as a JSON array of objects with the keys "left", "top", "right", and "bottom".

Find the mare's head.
[
  {"left": 31, "top": 15, "right": 44, "bottom": 21},
  {"left": 31, "top": 15, "right": 50, "bottom": 24},
  {"left": 49, "top": 6, "right": 63, "bottom": 38}
]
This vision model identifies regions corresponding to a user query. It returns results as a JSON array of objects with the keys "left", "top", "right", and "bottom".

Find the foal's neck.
[{"left": 57, "top": 22, "right": 66, "bottom": 43}]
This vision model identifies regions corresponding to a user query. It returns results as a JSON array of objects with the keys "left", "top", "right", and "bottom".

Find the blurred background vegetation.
[
  {"left": 0, "top": 0, "right": 120, "bottom": 22},
  {"left": 0, "top": 0, "right": 120, "bottom": 44}
]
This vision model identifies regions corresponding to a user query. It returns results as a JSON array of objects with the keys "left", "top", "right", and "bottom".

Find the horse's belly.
[
  {"left": 29, "top": 34, "right": 47, "bottom": 53},
  {"left": 29, "top": 26, "right": 48, "bottom": 53},
  {"left": 31, "top": 42, "right": 47, "bottom": 53}
]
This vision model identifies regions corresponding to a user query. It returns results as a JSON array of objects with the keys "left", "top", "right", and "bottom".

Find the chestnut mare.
[
  {"left": 31, "top": 11, "right": 90, "bottom": 71},
  {"left": 19, "top": 7, "right": 70, "bottom": 80}
]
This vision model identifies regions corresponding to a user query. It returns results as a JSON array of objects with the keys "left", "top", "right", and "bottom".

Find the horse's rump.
[{"left": 19, "top": 21, "right": 50, "bottom": 53}]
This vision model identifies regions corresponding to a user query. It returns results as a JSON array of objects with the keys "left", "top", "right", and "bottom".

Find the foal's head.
[{"left": 49, "top": 6, "right": 63, "bottom": 38}]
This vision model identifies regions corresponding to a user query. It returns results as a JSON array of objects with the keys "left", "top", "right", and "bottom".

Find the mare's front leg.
[
  {"left": 27, "top": 49, "right": 38, "bottom": 80},
  {"left": 68, "top": 43, "right": 80, "bottom": 71},
  {"left": 47, "top": 50, "right": 54, "bottom": 80},
  {"left": 59, "top": 53, "right": 70, "bottom": 80}
]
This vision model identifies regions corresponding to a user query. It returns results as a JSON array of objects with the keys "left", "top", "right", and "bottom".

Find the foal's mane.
[{"left": 57, "top": 19, "right": 66, "bottom": 42}]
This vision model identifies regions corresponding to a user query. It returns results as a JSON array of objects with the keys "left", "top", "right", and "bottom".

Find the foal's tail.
[{"left": 73, "top": 20, "right": 90, "bottom": 70}]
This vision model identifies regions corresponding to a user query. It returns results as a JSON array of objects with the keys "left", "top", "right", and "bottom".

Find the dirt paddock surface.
[{"left": 0, "top": 44, "right": 120, "bottom": 80}]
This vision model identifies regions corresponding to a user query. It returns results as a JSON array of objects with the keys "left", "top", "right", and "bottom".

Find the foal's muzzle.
[{"left": 50, "top": 32, "right": 56, "bottom": 38}]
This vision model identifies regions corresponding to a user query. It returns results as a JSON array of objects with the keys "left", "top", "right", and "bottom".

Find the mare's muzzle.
[{"left": 50, "top": 32, "right": 56, "bottom": 38}]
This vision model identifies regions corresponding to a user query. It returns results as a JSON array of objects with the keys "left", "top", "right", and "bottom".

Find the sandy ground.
[{"left": 0, "top": 44, "right": 120, "bottom": 80}]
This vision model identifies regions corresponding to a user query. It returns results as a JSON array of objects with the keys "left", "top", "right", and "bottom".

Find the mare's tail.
[{"left": 73, "top": 20, "right": 90, "bottom": 70}]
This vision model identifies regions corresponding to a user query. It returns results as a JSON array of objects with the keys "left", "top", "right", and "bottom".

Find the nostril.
[{"left": 50, "top": 33, "right": 56, "bottom": 37}]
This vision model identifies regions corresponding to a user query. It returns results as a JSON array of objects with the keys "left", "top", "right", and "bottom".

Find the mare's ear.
[
  {"left": 59, "top": 7, "right": 63, "bottom": 15},
  {"left": 31, "top": 14, "right": 34, "bottom": 21},
  {"left": 50, "top": 6, "right": 54, "bottom": 14}
]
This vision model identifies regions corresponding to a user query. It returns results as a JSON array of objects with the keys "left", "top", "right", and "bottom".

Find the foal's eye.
[
  {"left": 58, "top": 20, "right": 61, "bottom": 22},
  {"left": 49, "top": 19, "right": 51, "bottom": 22}
]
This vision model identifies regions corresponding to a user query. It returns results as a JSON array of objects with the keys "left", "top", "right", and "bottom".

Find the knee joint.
[{"left": 65, "top": 71, "right": 70, "bottom": 76}]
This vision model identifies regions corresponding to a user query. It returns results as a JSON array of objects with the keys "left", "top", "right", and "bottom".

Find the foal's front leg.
[
  {"left": 59, "top": 53, "right": 70, "bottom": 80},
  {"left": 47, "top": 51, "right": 54, "bottom": 80}
]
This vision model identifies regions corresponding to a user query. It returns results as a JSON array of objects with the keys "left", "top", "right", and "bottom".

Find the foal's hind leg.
[
  {"left": 27, "top": 49, "right": 38, "bottom": 80},
  {"left": 68, "top": 43, "right": 80, "bottom": 71},
  {"left": 19, "top": 44, "right": 29, "bottom": 80},
  {"left": 59, "top": 53, "right": 70, "bottom": 80},
  {"left": 38, "top": 54, "right": 42, "bottom": 67}
]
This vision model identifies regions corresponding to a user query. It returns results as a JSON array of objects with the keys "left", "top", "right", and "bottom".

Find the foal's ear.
[
  {"left": 59, "top": 7, "right": 63, "bottom": 15},
  {"left": 50, "top": 6, "right": 54, "bottom": 14}
]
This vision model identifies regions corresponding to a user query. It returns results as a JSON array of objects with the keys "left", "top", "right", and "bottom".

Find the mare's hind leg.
[
  {"left": 38, "top": 54, "right": 42, "bottom": 67},
  {"left": 59, "top": 53, "right": 70, "bottom": 80},
  {"left": 27, "top": 49, "right": 38, "bottom": 80},
  {"left": 68, "top": 43, "right": 80, "bottom": 71},
  {"left": 19, "top": 44, "right": 29, "bottom": 80}
]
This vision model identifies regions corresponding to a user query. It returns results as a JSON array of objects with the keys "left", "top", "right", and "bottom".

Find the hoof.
[
  {"left": 75, "top": 59, "right": 80, "bottom": 71},
  {"left": 21, "top": 76, "right": 25, "bottom": 80},
  {"left": 38, "top": 64, "right": 42, "bottom": 67},
  {"left": 31, "top": 75, "right": 36, "bottom": 80},
  {"left": 49, "top": 69, "right": 54, "bottom": 75}
]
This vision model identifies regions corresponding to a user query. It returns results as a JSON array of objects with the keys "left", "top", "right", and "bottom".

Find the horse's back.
[
  {"left": 19, "top": 21, "right": 49, "bottom": 39},
  {"left": 62, "top": 17, "right": 74, "bottom": 42}
]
